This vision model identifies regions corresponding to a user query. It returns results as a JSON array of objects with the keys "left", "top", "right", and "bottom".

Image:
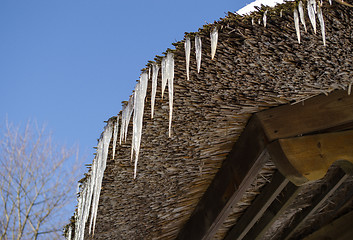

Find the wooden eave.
[{"left": 177, "top": 90, "right": 353, "bottom": 240}]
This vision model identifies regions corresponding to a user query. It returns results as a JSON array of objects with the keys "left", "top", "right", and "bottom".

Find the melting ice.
[{"left": 298, "top": 1, "right": 307, "bottom": 32}]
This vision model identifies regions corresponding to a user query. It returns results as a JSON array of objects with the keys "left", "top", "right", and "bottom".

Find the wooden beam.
[
  {"left": 282, "top": 169, "right": 348, "bottom": 239},
  {"left": 256, "top": 90, "right": 353, "bottom": 142},
  {"left": 243, "top": 181, "right": 300, "bottom": 240},
  {"left": 176, "top": 116, "right": 269, "bottom": 240},
  {"left": 224, "top": 171, "right": 289, "bottom": 240},
  {"left": 269, "top": 130, "right": 353, "bottom": 185}
]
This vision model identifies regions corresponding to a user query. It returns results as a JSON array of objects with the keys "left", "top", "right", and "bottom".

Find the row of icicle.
[
  {"left": 70, "top": 24, "right": 219, "bottom": 240},
  {"left": 293, "top": 0, "right": 328, "bottom": 45},
  {"left": 69, "top": 1, "right": 339, "bottom": 239}
]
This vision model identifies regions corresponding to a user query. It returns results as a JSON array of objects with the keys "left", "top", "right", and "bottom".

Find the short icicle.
[
  {"left": 298, "top": 1, "right": 307, "bottom": 32},
  {"left": 294, "top": 9, "right": 301, "bottom": 44},
  {"left": 161, "top": 57, "right": 167, "bottom": 98},
  {"left": 210, "top": 27, "right": 218, "bottom": 60},
  {"left": 308, "top": 0, "right": 317, "bottom": 34},
  {"left": 263, "top": 10, "right": 268, "bottom": 28},
  {"left": 151, "top": 63, "right": 159, "bottom": 119},
  {"left": 317, "top": 4, "right": 326, "bottom": 46},
  {"left": 131, "top": 72, "right": 149, "bottom": 178},
  {"left": 195, "top": 35, "right": 202, "bottom": 73},
  {"left": 185, "top": 37, "right": 191, "bottom": 80},
  {"left": 166, "top": 52, "right": 174, "bottom": 138}
]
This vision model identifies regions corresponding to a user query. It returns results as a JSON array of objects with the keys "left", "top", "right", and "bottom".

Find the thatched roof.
[{"left": 66, "top": 1, "right": 353, "bottom": 239}]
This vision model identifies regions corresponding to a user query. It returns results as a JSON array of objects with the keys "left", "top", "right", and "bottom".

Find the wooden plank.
[
  {"left": 243, "top": 181, "right": 300, "bottom": 240},
  {"left": 176, "top": 116, "right": 269, "bottom": 240},
  {"left": 256, "top": 90, "right": 353, "bottom": 142},
  {"left": 283, "top": 169, "right": 348, "bottom": 240},
  {"left": 224, "top": 171, "right": 289, "bottom": 240},
  {"left": 304, "top": 210, "right": 353, "bottom": 240},
  {"left": 269, "top": 130, "right": 353, "bottom": 185}
]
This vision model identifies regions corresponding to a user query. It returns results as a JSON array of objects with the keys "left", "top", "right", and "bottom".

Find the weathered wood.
[
  {"left": 269, "top": 130, "right": 353, "bottom": 185},
  {"left": 256, "top": 90, "right": 353, "bottom": 142},
  {"left": 304, "top": 210, "right": 353, "bottom": 240},
  {"left": 283, "top": 169, "right": 348, "bottom": 239},
  {"left": 176, "top": 116, "right": 269, "bottom": 240},
  {"left": 224, "top": 171, "right": 289, "bottom": 240}
]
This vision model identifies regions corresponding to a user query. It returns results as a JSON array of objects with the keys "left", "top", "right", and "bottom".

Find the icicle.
[
  {"left": 166, "top": 52, "right": 174, "bottom": 138},
  {"left": 348, "top": 83, "right": 352, "bottom": 95},
  {"left": 298, "top": 1, "right": 307, "bottom": 32},
  {"left": 263, "top": 10, "right": 268, "bottom": 28},
  {"left": 112, "top": 116, "right": 119, "bottom": 159},
  {"left": 148, "top": 67, "right": 151, "bottom": 79},
  {"left": 119, "top": 95, "right": 134, "bottom": 144},
  {"left": 195, "top": 35, "right": 202, "bottom": 73},
  {"left": 329, "top": 0, "right": 332, "bottom": 5},
  {"left": 161, "top": 57, "right": 167, "bottom": 98},
  {"left": 317, "top": 5, "right": 326, "bottom": 46},
  {"left": 258, "top": 18, "right": 261, "bottom": 25},
  {"left": 308, "top": 0, "right": 317, "bottom": 34},
  {"left": 185, "top": 37, "right": 191, "bottom": 80},
  {"left": 252, "top": 18, "right": 254, "bottom": 25},
  {"left": 294, "top": 9, "right": 301, "bottom": 44},
  {"left": 280, "top": 9, "right": 283, "bottom": 18},
  {"left": 151, "top": 63, "right": 159, "bottom": 118},
  {"left": 210, "top": 27, "right": 218, "bottom": 60},
  {"left": 131, "top": 72, "right": 148, "bottom": 178}
]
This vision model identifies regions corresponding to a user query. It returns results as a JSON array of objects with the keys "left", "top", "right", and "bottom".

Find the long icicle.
[
  {"left": 294, "top": 9, "right": 301, "bottom": 44},
  {"left": 298, "top": 1, "right": 307, "bottom": 32},
  {"left": 161, "top": 57, "right": 167, "bottom": 98},
  {"left": 210, "top": 27, "right": 218, "bottom": 60},
  {"left": 124, "top": 95, "right": 134, "bottom": 143},
  {"left": 112, "top": 116, "right": 119, "bottom": 159},
  {"left": 151, "top": 63, "right": 159, "bottom": 119},
  {"left": 195, "top": 35, "right": 202, "bottom": 73},
  {"left": 167, "top": 52, "right": 174, "bottom": 138},
  {"left": 317, "top": 4, "right": 326, "bottom": 46},
  {"left": 132, "top": 72, "right": 148, "bottom": 178},
  {"left": 185, "top": 37, "right": 191, "bottom": 80},
  {"left": 308, "top": 0, "right": 317, "bottom": 34}
]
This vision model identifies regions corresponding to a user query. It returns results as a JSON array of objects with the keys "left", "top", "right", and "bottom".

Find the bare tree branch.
[{"left": 0, "top": 120, "right": 82, "bottom": 240}]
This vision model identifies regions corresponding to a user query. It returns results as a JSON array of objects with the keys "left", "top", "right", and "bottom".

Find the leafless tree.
[{"left": 0, "top": 121, "right": 81, "bottom": 240}]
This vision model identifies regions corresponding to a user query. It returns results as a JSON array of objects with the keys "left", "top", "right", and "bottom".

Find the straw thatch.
[{"left": 66, "top": 1, "right": 353, "bottom": 239}]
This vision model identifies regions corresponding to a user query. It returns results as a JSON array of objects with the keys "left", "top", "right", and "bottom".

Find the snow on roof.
[{"left": 237, "top": 0, "right": 287, "bottom": 15}]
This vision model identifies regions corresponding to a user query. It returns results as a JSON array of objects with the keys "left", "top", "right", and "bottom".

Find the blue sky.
[{"left": 0, "top": 0, "right": 254, "bottom": 172}]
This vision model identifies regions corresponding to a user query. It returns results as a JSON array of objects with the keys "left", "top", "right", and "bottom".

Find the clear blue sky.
[{"left": 0, "top": 0, "right": 253, "bottom": 171}]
